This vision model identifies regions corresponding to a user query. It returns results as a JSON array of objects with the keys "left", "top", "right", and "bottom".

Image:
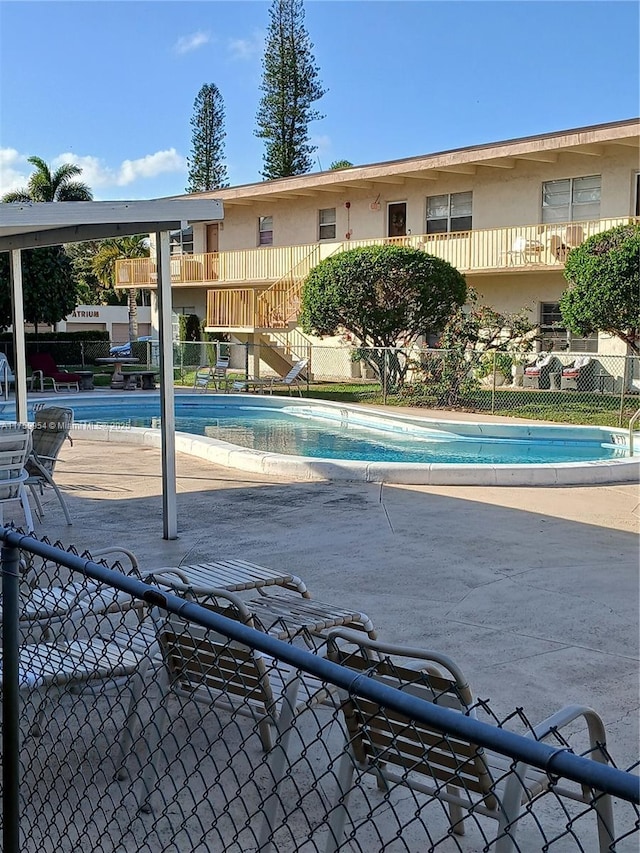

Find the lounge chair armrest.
[
  {"left": 90, "top": 546, "right": 140, "bottom": 575},
  {"left": 526, "top": 703, "right": 608, "bottom": 752},
  {"left": 143, "top": 567, "right": 193, "bottom": 586},
  {"left": 500, "top": 703, "right": 612, "bottom": 827}
]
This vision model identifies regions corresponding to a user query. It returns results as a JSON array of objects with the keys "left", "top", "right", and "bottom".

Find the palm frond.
[
  {"left": 1, "top": 190, "right": 31, "bottom": 203},
  {"left": 57, "top": 181, "right": 93, "bottom": 201}
]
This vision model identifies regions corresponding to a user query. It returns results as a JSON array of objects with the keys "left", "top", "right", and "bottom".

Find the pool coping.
[{"left": 56, "top": 392, "right": 640, "bottom": 487}]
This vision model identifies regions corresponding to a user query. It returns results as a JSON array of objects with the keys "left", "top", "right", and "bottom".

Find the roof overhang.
[
  {"left": 184, "top": 118, "right": 640, "bottom": 206},
  {"left": 0, "top": 199, "right": 224, "bottom": 251}
]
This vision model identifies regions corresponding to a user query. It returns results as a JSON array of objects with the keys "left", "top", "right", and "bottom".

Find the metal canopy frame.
[{"left": 0, "top": 199, "right": 223, "bottom": 539}]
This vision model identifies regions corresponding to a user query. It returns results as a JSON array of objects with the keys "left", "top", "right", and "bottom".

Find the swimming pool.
[{"left": 3, "top": 392, "right": 637, "bottom": 485}]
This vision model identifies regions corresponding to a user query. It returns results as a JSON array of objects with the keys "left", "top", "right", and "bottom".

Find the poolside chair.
[
  {"left": 0, "top": 353, "right": 15, "bottom": 401},
  {"left": 0, "top": 425, "right": 34, "bottom": 532},
  {"left": 522, "top": 352, "right": 560, "bottom": 390},
  {"left": 193, "top": 356, "right": 230, "bottom": 392},
  {"left": 231, "top": 357, "right": 309, "bottom": 396},
  {"left": 321, "top": 630, "right": 615, "bottom": 853},
  {"left": 18, "top": 545, "right": 141, "bottom": 638},
  {"left": 25, "top": 405, "right": 74, "bottom": 526},
  {"left": 212, "top": 354, "right": 231, "bottom": 389},
  {"left": 271, "top": 357, "right": 309, "bottom": 395},
  {"left": 560, "top": 355, "right": 596, "bottom": 391},
  {"left": 131, "top": 590, "right": 333, "bottom": 812},
  {"left": 234, "top": 357, "right": 310, "bottom": 395},
  {"left": 28, "top": 352, "right": 82, "bottom": 392},
  {"left": 193, "top": 365, "right": 215, "bottom": 392},
  {"left": 4, "top": 580, "right": 153, "bottom": 765}
]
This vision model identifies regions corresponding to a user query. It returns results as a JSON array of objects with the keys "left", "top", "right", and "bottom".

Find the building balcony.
[
  {"left": 115, "top": 216, "right": 638, "bottom": 292},
  {"left": 113, "top": 216, "right": 638, "bottom": 330}
]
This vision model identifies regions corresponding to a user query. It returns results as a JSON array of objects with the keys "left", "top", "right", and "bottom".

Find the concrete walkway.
[{"left": 22, "top": 431, "right": 637, "bottom": 772}]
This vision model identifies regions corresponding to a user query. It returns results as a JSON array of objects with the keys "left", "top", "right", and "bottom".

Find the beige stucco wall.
[{"left": 206, "top": 148, "right": 637, "bottom": 251}]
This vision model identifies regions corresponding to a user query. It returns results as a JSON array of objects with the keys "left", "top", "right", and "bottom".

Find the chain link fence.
[
  {"left": 2, "top": 337, "right": 638, "bottom": 427},
  {"left": 1, "top": 530, "right": 638, "bottom": 853}
]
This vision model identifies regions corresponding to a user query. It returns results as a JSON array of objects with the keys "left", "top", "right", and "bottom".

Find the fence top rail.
[{"left": 1, "top": 527, "right": 638, "bottom": 805}]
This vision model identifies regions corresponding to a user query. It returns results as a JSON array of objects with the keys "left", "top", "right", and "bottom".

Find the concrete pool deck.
[{"left": 25, "top": 419, "right": 640, "bottom": 772}]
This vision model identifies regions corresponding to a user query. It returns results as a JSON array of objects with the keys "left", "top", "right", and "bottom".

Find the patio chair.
[
  {"left": 17, "top": 545, "right": 142, "bottom": 638},
  {"left": 522, "top": 352, "right": 561, "bottom": 390},
  {"left": 233, "top": 358, "right": 309, "bottom": 396},
  {"left": 4, "top": 585, "right": 153, "bottom": 762},
  {"left": 212, "top": 354, "right": 231, "bottom": 389},
  {"left": 321, "top": 630, "right": 615, "bottom": 853},
  {"left": 0, "top": 425, "right": 34, "bottom": 532},
  {"left": 28, "top": 352, "right": 82, "bottom": 392},
  {"left": 131, "top": 590, "right": 334, "bottom": 812},
  {"left": 560, "top": 355, "right": 596, "bottom": 391},
  {"left": 193, "top": 356, "right": 230, "bottom": 392},
  {"left": 503, "top": 236, "right": 543, "bottom": 265},
  {"left": 193, "top": 365, "right": 215, "bottom": 391},
  {"left": 25, "top": 405, "right": 74, "bottom": 526},
  {"left": 271, "top": 357, "right": 309, "bottom": 395}
]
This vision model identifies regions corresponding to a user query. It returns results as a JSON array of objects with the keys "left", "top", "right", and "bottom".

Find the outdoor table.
[{"left": 95, "top": 357, "right": 140, "bottom": 390}]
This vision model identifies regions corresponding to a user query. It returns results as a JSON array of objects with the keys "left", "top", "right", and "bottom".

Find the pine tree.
[
  {"left": 186, "top": 83, "right": 229, "bottom": 192},
  {"left": 255, "top": 0, "right": 326, "bottom": 179}
]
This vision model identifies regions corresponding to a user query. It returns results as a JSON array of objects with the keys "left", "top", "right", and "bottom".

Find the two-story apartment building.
[{"left": 116, "top": 118, "right": 639, "bottom": 377}]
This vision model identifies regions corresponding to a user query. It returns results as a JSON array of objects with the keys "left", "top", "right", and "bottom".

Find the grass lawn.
[{"left": 140, "top": 368, "right": 639, "bottom": 430}]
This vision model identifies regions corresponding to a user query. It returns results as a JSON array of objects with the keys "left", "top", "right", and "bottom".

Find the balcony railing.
[
  {"left": 116, "top": 217, "right": 638, "bottom": 292},
  {"left": 202, "top": 216, "right": 638, "bottom": 329}
]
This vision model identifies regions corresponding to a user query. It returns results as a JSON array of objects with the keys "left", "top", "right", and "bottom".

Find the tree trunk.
[{"left": 128, "top": 288, "right": 138, "bottom": 341}]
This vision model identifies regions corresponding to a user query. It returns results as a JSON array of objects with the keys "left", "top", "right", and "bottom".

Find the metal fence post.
[
  {"left": 245, "top": 340, "right": 250, "bottom": 380},
  {"left": 2, "top": 540, "right": 21, "bottom": 853},
  {"left": 491, "top": 350, "right": 497, "bottom": 415},
  {"left": 382, "top": 349, "right": 388, "bottom": 405},
  {"left": 80, "top": 341, "right": 86, "bottom": 367},
  {"left": 618, "top": 356, "right": 628, "bottom": 428}
]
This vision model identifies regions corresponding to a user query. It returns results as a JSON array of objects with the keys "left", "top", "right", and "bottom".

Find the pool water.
[{"left": 63, "top": 398, "right": 626, "bottom": 466}]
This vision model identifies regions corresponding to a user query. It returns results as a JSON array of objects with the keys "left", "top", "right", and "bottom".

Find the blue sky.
[{"left": 1, "top": 1, "right": 638, "bottom": 201}]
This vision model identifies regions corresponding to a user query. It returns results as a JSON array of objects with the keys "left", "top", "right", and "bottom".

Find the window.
[
  {"left": 169, "top": 226, "right": 194, "bottom": 255},
  {"left": 318, "top": 208, "right": 336, "bottom": 240},
  {"left": 635, "top": 173, "right": 640, "bottom": 217},
  {"left": 542, "top": 175, "right": 601, "bottom": 224},
  {"left": 539, "top": 302, "right": 598, "bottom": 353},
  {"left": 426, "top": 191, "right": 472, "bottom": 234},
  {"left": 258, "top": 216, "right": 273, "bottom": 246}
]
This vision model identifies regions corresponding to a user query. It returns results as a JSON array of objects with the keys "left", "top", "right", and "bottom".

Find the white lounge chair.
[
  {"left": 232, "top": 357, "right": 309, "bottom": 396},
  {"left": 0, "top": 425, "right": 34, "bottom": 531}
]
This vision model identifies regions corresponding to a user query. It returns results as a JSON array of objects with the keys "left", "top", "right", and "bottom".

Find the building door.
[
  {"left": 387, "top": 202, "right": 407, "bottom": 238},
  {"left": 207, "top": 224, "right": 219, "bottom": 253}
]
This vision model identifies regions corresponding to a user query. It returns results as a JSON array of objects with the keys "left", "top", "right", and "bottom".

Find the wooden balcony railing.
[
  {"left": 206, "top": 289, "right": 256, "bottom": 330},
  {"left": 117, "top": 216, "right": 638, "bottom": 293}
]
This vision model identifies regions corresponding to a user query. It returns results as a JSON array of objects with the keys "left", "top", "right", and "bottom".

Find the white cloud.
[
  {"left": 227, "top": 30, "right": 265, "bottom": 61},
  {"left": 0, "top": 148, "right": 32, "bottom": 196},
  {"left": 174, "top": 31, "right": 211, "bottom": 55},
  {"left": 53, "top": 149, "right": 186, "bottom": 189},
  {"left": 310, "top": 134, "right": 332, "bottom": 153},
  {"left": 0, "top": 148, "right": 187, "bottom": 200},
  {"left": 117, "top": 150, "right": 187, "bottom": 185}
]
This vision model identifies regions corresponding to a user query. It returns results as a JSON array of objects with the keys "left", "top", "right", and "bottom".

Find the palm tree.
[
  {"left": 93, "top": 236, "right": 150, "bottom": 341},
  {"left": 2, "top": 156, "right": 93, "bottom": 203}
]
